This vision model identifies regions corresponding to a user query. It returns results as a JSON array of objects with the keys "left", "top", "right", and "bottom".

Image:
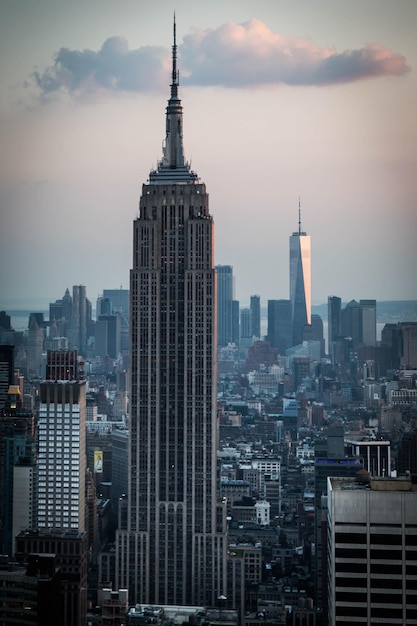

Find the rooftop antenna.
[
  {"left": 171, "top": 12, "right": 179, "bottom": 98},
  {"left": 298, "top": 196, "right": 302, "bottom": 235}
]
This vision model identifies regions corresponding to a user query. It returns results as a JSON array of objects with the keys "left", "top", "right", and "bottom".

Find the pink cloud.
[
  {"left": 181, "top": 18, "right": 410, "bottom": 87},
  {"left": 30, "top": 18, "right": 410, "bottom": 101}
]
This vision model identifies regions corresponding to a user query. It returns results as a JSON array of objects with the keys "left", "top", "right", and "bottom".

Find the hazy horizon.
[{"left": 1, "top": 1, "right": 416, "bottom": 306}]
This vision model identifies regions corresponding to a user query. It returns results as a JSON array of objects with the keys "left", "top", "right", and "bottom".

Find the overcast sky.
[{"left": 0, "top": 0, "right": 416, "bottom": 311}]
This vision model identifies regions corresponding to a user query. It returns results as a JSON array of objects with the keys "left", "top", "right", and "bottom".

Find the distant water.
[{"left": 8, "top": 312, "right": 48, "bottom": 333}]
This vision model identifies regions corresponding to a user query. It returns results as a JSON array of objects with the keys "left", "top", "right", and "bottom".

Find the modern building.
[
  {"left": 102, "top": 288, "right": 130, "bottom": 353},
  {"left": 38, "top": 375, "right": 86, "bottom": 531},
  {"left": 115, "top": 20, "right": 227, "bottom": 606},
  {"left": 314, "top": 428, "right": 363, "bottom": 621},
  {"left": 232, "top": 299, "right": 240, "bottom": 345},
  {"left": 359, "top": 299, "right": 377, "bottom": 347},
  {"left": 26, "top": 313, "right": 44, "bottom": 378},
  {"left": 95, "top": 314, "right": 122, "bottom": 359},
  {"left": 328, "top": 296, "right": 342, "bottom": 361},
  {"left": 69, "top": 285, "right": 92, "bottom": 353},
  {"left": 240, "top": 307, "right": 252, "bottom": 340},
  {"left": 102, "top": 288, "right": 129, "bottom": 322},
  {"left": 289, "top": 201, "right": 311, "bottom": 346},
  {"left": 341, "top": 300, "right": 361, "bottom": 351},
  {"left": 40, "top": 383, "right": 85, "bottom": 515},
  {"left": 399, "top": 322, "right": 417, "bottom": 368},
  {"left": 250, "top": 295, "right": 261, "bottom": 339},
  {"left": 267, "top": 299, "right": 292, "bottom": 355},
  {"left": 111, "top": 428, "right": 129, "bottom": 503},
  {"left": 216, "top": 265, "right": 234, "bottom": 347},
  {"left": 327, "top": 476, "right": 417, "bottom": 626}
]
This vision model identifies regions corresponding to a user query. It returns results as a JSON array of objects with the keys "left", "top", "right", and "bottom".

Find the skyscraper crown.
[{"left": 149, "top": 16, "right": 198, "bottom": 184}]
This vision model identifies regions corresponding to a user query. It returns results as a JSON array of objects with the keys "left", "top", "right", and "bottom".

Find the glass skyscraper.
[{"left": 289, "top": 201, "right": 311, "bottom": 346}]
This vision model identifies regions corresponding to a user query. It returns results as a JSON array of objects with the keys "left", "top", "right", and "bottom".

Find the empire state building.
[{"left": 116, "top": 21, "right": 227, "bottom": 606}]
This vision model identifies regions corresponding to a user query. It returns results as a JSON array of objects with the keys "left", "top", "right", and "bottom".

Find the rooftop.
[{"left": 330, "top": 475, "right": 416, "bottom": 492}]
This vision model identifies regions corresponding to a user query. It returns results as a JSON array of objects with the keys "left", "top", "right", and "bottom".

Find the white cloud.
[{"left": 30, "top": 19, "right": 410, "bottom": 101}]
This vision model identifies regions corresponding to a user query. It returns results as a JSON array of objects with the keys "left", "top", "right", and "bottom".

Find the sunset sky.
[{"left": 0, "top": 0, "right": 416, "bottom": 311}]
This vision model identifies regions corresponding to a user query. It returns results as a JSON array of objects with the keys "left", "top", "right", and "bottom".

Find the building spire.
[
  {"left": 298, "top": 196, "right": 302, "bottom": 235},
  {"left": 171, "top": 13, "right": 179, "bottom": 99},
  {"left": 149, "top": 15, "right": 199, "bottom": 184}
]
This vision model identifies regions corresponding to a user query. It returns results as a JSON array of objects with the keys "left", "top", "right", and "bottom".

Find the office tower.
[
  {"left": 96, "top": 295, "right": 112, "bottom": 316},
  {"left": 239, "top": 307, "right": 252, "bottom": 357},
  {"left": 359, "top": 299, "right": 376, "bottom": 346},
  {"left": 0, "top": 344, "right": 14, "bottom": 411},
  {"left": 250, "top": 294, "right": 261, "bottom": 339},
  {"left": 216, "top": 265, "right": 234, "bottom": 347},
  {"left": 0, "top": 385, "right": 36, "bottom": 556},
  {"left": 103, "top": 288, "right": 129, "bottom": 322},
  {"left": 314, "top": 428, "right": 363, "bottom": 623},
  {"left": 69, "top": 285, "right": 92, "bottom": 353},
  {"left": 327, "top": 475, "right": 417, "bottom": 626},
  {"left": 23, "top": 350, "right": 88, "bottom": 626},
  {"left": 27, "top": 312, "right": 44, "bottom": 378},
  {"left": 102, "top": 288, "right": 130, "bottom": 354},
  {"left": 38, "top": 369, "right": 86, "bottom": 531},
  {"left": 50, "top": 288, "right": 73, "bottom": 338},
  {"left": 327, "top": 295, "right": 341, "bottom": 360},
  {"left": 111, "top": 427, "right": 129, "bottom": 503},
  {"left": 290, "top": 200, "right": 311, "bottom": 346},
  {"left": 95, "top": 314, "right": 122, "bottom": 359},
  {"left": 267, "top": 299, "right": 292, "bottom": 355},
  {"left": 232, "top": 300, "right": 240, "bottom": 345},
  {"left": 341, "top": 299, "right": 361, "bottom": 350},
  {"left": 399, "top": 322, "right": 417, "bottom": 368},
  {"left": 303, "top": 313, "right": 325, "bottom": 356},
  {"left": 240, "top": 307, "right": 252, "bottom": 339},
  {"left": 116, "top": 21, "right": 227, "bottom": 606}
]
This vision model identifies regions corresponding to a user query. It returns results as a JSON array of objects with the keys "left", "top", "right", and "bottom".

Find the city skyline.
[{"left": 1, "top": 0, "right": 416, "bottom": 309}]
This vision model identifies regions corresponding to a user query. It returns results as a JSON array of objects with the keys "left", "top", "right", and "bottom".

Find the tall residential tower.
[
  {"left": 290, "top": 200, "right": 311, "bottom": 346},
  {"left": 116, "top": 20, "right": 227, "bottom": 606},
  {"left": 216, "top": 265, "right": 234, "bottom": 347}
]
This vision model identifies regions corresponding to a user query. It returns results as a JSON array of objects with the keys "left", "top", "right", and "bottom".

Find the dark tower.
[
  {"left": 328, "top": 295, "right": 341, "bottom": 361},
  {"left": 216, "top": 265, "right": 234, "bottom": 347},
  {"left": 116, "top": 19, "right": 227, "bottom": 606},
  {"left": 267, "top": 299, "right": 292, "bottom": 355},
  {"left": 250, "top": 294, "right": 261, "bottom": 339}
]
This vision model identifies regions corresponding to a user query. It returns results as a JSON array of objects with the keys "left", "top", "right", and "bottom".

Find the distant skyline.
[{"left": 1, "top": 0, "right": 416, "bottom": 310}]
